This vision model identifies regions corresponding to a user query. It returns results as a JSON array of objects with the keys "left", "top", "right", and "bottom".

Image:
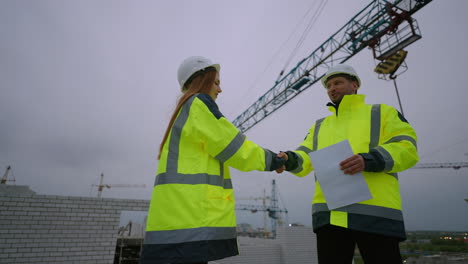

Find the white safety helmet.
[
  {"left": 177, "top": 56, "right": 220, "bottom": 91},
  {"left": 321, "top": 64, "right": 361, "bottom": 89}
]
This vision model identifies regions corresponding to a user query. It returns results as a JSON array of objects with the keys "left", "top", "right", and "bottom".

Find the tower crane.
[
  {"left": 92, "top": 173, "right": 146, "bottom": 198},
  {"left": 411, "top": 161, "right": 468, "bottom": 202},
  {"left": 412, "top": 162, "right": 468, "bottom": 170},
  {"left": 232, "top": 0, "right": 432, "bottom": 133},
  {"left": 1, "top": 165, "right": 15, "bottom": 185},
  {"left": 237, "top": 189, "right": 271, "bottom": 234},
  {"left": 236, "top": 179, "right": 288, "bottom": 239}
]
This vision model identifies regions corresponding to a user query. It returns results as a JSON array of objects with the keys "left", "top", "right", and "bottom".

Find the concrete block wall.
[
  {"left": 216, "top": 227, "right": 318, "bottom": 264},
  {"left": 1, "top": 185, "right": 319, "bottom": 264},
  {"left": 277, "top": 226, "right": 318, "bottom": 264},
  {"left": 215, "top": 236, "right": 284, "bottom": 264},
  {"left": 0, "top": 185, "right": 149, "bottom": 264}
]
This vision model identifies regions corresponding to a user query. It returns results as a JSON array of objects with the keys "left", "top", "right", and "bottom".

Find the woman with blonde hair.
[{"left": 140, "top": 56, "right": 284, "bottom": 264}]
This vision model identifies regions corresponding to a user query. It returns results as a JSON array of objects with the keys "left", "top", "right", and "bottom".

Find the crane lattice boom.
[
  {"left": 412, "top": 162, "right": 468, "bottom": 170},
  {"left": 92, "top": 173, "right": 146, "bottom": 198},
  {"left": 1, "top": 166, "right": 15, "bottom": 185},
  {"left": 233, "top": 0, "right": 432, "bottom": 133}
]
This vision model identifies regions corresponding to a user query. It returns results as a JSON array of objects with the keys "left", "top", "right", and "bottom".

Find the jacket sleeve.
[
  {"left": 372, "top": 104, "right": 419, "bottom": 173},
  {"left": 287, "top": 123, "right": 318, "bottom": 177},
  {"left": 191, "top": 94, "right": 281, "bottom": 171}
]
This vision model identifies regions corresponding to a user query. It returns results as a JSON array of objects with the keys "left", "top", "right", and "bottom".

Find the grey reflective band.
[
  {"left": 296, "top": 145, "right": 312, "bottom": 153},
  {"left": 385, "top": 135, "right": 417, "bottom": 150},
  {"left": 312, "top": 203, "right": 329, "bottom": 214},
  {"left": 264, "top": 149, "right": 273, "bottom": 171},
  {"left": 312, "top": 203, "right": 403, "bottom": 221},
  {"left": 220, "top": 162, "right": 224, "bottom": 179},
  {"left": 160, "top": 94, "right": 232, "bottom": 189},
  {"left": 167, "top": 96, "right": 196, "bottom": 173},
  {"left": 293, "top": 146, "right": 310, "bottom": 173},
  {"left": 291, "top": 118, "right": 324, "bottom": 174},
  {"left": 215, "top": 132, "right": 246, "bottom": 163},
  {"left": 313, "top": 118, "right": 325, "bottom": 152},
  {"left": 155, "top": 173, "right": 232, "bottom": 189},
  {"left": 369, "top": 104, "right": 381, "bottom": 149},
  {"left": 290, "top": 153, "right": 304, "bottom": 174},
  {"left": 223, "top": 177, "right": 233, "bottom": 189},
  {"left": 375, "top": 146, "right": 395, "bottom": 171},
  {"left": 144, "top": 226, "right": 237, "bottom": 245}
]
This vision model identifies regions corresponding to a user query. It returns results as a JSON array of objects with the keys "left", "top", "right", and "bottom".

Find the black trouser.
[{"left": 316, "top": 225, "right": 402, "bottom": 264}]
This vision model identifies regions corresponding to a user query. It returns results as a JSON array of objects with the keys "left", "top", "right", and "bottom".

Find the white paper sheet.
[{"left": 309, "top": 140, "right": 372, "bottom": 210}]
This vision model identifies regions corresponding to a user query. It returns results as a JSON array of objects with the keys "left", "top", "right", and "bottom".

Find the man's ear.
[{"left": 352, "top": 81, "right": 359, "bottom": 94}]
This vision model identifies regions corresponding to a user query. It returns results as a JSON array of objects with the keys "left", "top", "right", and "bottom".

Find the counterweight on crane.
[
  {"left": 92, "top": 173, "right": 146, "bottom": 198},
  {"left": 233, "top": 0, "right": 432, "bottom": 132}
]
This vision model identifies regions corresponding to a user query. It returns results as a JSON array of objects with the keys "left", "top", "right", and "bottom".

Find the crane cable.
[
  {"left": 390, "top": 76, "right": 405, "bottom": 116},
  {"left": 278, "top": 0, "right": 328, "bottom": 82},
  {"left": 227, "top": 1, "right": 326, "bottom": 119}
]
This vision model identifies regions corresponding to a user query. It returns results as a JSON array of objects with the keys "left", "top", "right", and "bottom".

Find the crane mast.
[
  {"left": 236, "top": 179, "right": 288, "bottom": 239},
  {"left": 236, "top": 189, "right": 271, "bottom": 233},
  {"left": 232, "top": 0, "right": 432, "bottom": 133}
]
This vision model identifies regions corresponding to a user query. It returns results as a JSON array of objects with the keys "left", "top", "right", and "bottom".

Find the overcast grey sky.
[{"left": 1, "top": 0, "right": 467, "bottom": 231}]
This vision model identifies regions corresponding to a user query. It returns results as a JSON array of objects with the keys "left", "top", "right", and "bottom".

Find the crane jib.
[{"left": 232, "top": 0, "right": 433, "bottom": 133}]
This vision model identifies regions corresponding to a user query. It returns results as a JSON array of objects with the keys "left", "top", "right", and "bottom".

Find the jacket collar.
[{"left": 327, "top": 94, "right": 366, "bottom": 115}]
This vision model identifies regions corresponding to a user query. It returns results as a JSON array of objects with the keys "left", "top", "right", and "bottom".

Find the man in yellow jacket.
[{"left": 278, "top": 64, "right": 418, "bottom": 263}]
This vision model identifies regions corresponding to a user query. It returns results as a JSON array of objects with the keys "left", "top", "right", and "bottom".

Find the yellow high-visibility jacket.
[
  {"left": 140, "top": 93, "right": 278, "bottom": 264},
  {"left": 291, "top": 94, "right": 418, "bottom": 240}
]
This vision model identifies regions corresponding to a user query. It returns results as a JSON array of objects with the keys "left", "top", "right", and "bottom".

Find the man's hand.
[
  {"left": 339, "top": 154, "right": 365, "bottom": 175},
  {"left": 275, "top": 152, "right": 288, "bottom": 173}
]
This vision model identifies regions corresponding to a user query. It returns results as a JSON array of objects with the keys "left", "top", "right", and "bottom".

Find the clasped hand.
[{"left": 274, "top": 152, "right": 365, "bottom": 175}]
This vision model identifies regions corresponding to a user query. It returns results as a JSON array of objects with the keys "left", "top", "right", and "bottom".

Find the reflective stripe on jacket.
[
  {"left": 140, "top": 93, "right": 275, "bottom": 263},
  {"left": 292, "top": 94, "right": 418, "bottom": 240}
]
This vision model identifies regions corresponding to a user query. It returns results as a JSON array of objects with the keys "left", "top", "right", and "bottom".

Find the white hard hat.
[
  {"left": 321, "top": 64, "right": 361, "bottom": 89},
  {"left": 177, "top": 56, "right": 220, "bottom": 90}
]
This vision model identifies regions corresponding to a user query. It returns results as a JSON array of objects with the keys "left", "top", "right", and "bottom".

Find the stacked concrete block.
[
  {"left": 216, "top": 227, "right": 318, "bottom": 264},
  {"left": 1, "top": 185, "right": 319, "bottom": 264},
  {"left": 0, "top": 185, "right": 149, "bottom": 264},
  {"left": 277, "top": 226, "right": 318, "bottom": 264}
]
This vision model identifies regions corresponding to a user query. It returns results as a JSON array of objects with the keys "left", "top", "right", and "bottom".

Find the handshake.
[
  {"left": 274, "top": 151, "right": 289, "bottom": 173},
  {"left": 268, "top": 151, "right": 291, "bottom": 173},
  {"left": 270, "top": 150, "right": 366, "bottom": 175}
]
